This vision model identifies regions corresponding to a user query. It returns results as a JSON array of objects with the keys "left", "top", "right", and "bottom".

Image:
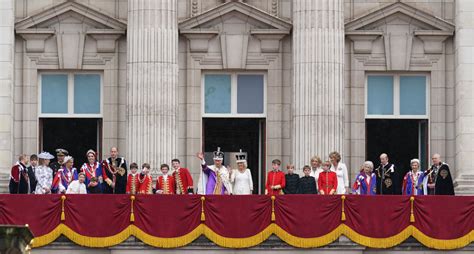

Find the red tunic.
[
  {"left": 265, "top": 170, "right": 286, "bottom": 195},
  {"left": 318, "top": 171, "right": 338, "bottom": 195},
  {"left": 156, "top": 175, "right": 176, "bottom": 194},
  {"left": 126, "top": 173, "right": 140, "bottom": 195},
  {"left": 173, "top": 168, "right": 194, "bottom": 194},
  {"left": 138, "top": 174, "right": 153, "bottom": 194}
]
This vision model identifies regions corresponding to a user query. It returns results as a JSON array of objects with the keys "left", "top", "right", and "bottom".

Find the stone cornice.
[{"left": 15, "top": 1, "right": 127, "bottom": 30}]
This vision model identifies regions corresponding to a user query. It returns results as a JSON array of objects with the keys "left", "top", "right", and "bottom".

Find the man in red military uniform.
[
  {"left": 138, "top": 163, "right": 153, "bottom": 194},
  {"left": 265, "top": 159, "right": 286, "bottom": 195},
  {"left": 171, "top": 158, "right": 194, "bottom": 194},
  {"left": 156, "top": 164, "right": 176, "bottom": 194}
]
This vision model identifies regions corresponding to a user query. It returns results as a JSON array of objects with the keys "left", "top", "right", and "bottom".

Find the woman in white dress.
[
  {"left": 35, "top": 152, "right": 54, "bottom": 194},
  {"left": 329, "top": 151, "right": 349, "bottom": 194},
  {"left": 230, "top": 151, "right": 253, "bottom": 195}
]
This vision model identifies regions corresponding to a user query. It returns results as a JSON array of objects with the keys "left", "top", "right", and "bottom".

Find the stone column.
[
  {"left": 0, "top": 0, "right": 14, "bottom": 175},
  {"left": 291, "top": 0, "right": 345, "bottom": 168},
  {"left": 454, "top": 0, "right": 474, "bottom": 194},
  {"left": 127, "top": 0, "right": 178, "bottom": 171}
]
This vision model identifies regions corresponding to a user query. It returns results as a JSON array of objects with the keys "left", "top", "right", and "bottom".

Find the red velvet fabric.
[
  {"left": 0, "top": 194, "right": 473, "bottom": 243},
  {"left": 275, "top": 195, "right": 341, "bottom": 237},
  {"left": 204, "top": 195, "right": 271, "bottom": 237},
  {"left": 64, "top": 194, "right": 130, "bottom": 237},
  {"left": 413, "top": 196, "right": 474, "bottom": 239},
  {"left": 134, "top": 195, "right": 201, "bottom": 237},
  {"left": 344, "top": 195, "right": 410, "bottom": 238},
  {"left": 0, "top": 194, "right": 60, "bottom": 237}
]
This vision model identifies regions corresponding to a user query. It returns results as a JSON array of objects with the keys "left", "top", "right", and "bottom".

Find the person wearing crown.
[
  {"left": 229, "top": 150, "right": 253, "bottom": 195},
  {"left": 196, "top": 147, "right": 232, "bottom": 195}
]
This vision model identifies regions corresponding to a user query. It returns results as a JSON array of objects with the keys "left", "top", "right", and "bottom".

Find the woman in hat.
[
  {"left": 35, "top": 152, "right": 54, "bottom": 194},
  {"left": 229, "top": 151, "right": 253, "bottom": 195},
  {"left": 80, "top": 149, "right": 103, "bottom": 193}
]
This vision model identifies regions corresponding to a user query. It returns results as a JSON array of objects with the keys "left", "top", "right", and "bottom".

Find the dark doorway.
[
  {"left": 40, "top": 118, "right": 102, "bottom": 169},
  {"left": 366, "top": 119, "right": 428, "bottom": 191},
  {"left": 203, "top": 118, "right": 265, "bottom": 194}
]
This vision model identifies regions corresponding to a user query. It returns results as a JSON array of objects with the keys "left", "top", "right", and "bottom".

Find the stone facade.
[{"left": 0, "top": 0, "right": 472, "bottom": 194}]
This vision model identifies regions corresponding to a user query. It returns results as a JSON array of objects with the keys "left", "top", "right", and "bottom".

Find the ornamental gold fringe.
[
  {"left": 341, "top": 195, "right": 346, "bottom": 221},
  {"left": 271, "top": 196, "right": 276, "bottom": 222},
  {"left": 200, "top": 196, "right": 206, "bottom": 221},
  {"left": 60, "top": 195, "right": 66, "bottom": 221},
  {"left": 30, "top": 223, "right": 474, "bottom": 250},
  {"left": 410, "top": 196, "right": 415, "bottom": 223}
]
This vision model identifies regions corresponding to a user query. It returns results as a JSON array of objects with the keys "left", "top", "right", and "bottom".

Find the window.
[
  {"left": 366, "top": 74, "right": 428, "bottom": 118},
  {"left": 203, "top": 73, "right": 265, "bottom": 117},
  {"left": 40, "top": 73, "right": 102, "bottom": 117}
]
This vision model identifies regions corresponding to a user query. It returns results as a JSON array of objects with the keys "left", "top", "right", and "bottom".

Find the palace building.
[{"left": 0, "top": 0, "right": 473, "bottom": 195}]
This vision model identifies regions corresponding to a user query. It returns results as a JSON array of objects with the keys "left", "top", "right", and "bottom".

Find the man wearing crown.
[{"left": 196, "top": 148, "right": 232, "bottom": 195}]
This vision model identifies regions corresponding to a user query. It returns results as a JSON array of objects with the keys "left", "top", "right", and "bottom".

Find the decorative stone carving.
[
  {"left": 345, "top": 2, "right": 454, "bottom": 69},
  {"left": 179, "top": 1, "right": 291, "bottom": 67}
]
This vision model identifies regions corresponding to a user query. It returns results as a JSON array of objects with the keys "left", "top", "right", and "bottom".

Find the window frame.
[
  {"left": 201, "top": 72, "right": 267, "bottom": 118},
  {"left": 38, "top": 72, "right": 103, "bottom": 118},
  {"left": 365, "top": 73, "right": 430, "bottom": 119}
]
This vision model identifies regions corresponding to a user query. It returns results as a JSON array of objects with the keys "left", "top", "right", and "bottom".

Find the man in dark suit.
[{"left": 27, "top": 154, "right": 38, "bottom": 193}]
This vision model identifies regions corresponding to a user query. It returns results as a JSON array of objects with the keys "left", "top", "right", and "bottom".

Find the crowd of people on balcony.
[{"left": 8, "top": 146, "right": 454, "bottom": 195}]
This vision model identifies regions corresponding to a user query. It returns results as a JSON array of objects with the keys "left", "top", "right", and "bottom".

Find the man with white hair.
[
  {"left": 424, "top": 154, "right": 454, "bottom": 195},
  {"left": 374, "top": 153, "right": 397, "bottom": 195},
  {"left": 196, "top": 147, "right": 232, "bottom": 195}
]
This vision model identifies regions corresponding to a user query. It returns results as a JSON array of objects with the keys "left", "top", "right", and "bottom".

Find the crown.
[
  {"left": 235, "top": 149, "right": 247, "bottom": 163},
  {"left": 213, "top": 147, "right": 224, "bottom": 160}
]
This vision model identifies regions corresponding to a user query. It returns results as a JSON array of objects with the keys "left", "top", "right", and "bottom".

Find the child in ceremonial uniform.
[
  {"left": 298, "top": 165, "right": 317, "bottom": 194},
  {"left": 283, "top": 164, "right": 299, "bottom": 194},
  {"left": 318, "top": 161, "right": 337, "bottom": 195},
  {"left": 156, "top": 164, "right": 176, "bottom": 194},
  {"left": 126, "top": 163, "right": 140, "bottom": 195},
  {"left": 265, "top": 159, "right": 286, "bottom": 195},
  {"left": 138, "top": 163, "right": 153, "bottom": 194}
]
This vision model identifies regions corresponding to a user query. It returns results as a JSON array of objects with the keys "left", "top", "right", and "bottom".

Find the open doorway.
[
  {"left": 366, "top": 119, "right": 428, "bottom": 193},
  {"left": 203, "top": 118, "right": 265, "bottom": 194},
  {"left": 40, "top": 118, "right": 102, "bottom": 168}
]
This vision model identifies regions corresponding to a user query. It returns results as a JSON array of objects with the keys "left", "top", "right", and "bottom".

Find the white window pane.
[
  {"left": 400, "top": 76, "right": 426, "bottom": 115},
  {"left": 204, "top": 74, "right": 231, "bottom": 114},
  {"left": 74, "top": 74, "right": 101, "bottom": 114},
  {"left": 41, "top": 74, "right": 68, "bottom": 114},
  {"left": 237, "top": 75, "right": 264, "bottom": 114},
  {"left": 367, "top": 76, "right": 394, "bottom": 115}
]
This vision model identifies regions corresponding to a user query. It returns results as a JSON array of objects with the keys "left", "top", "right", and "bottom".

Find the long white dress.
[
  {"left": 35, "top": 165, "right": 53, "bottom": 194},
  {"left": 330, "top": 162, "right": 349, "bottom": 194},
  {"left": 230, "top": 169, "right": 253, "bottom": 195}
]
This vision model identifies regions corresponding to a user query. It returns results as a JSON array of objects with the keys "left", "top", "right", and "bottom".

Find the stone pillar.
[
  {"left": 0, "top": 0, "right": 14, "bottom": 175},
  {"left": 291, "top": 0, "right": 344, "bottom": 168},
  {"left": 454, "top": 0, "right": 474, "bottom": 194},
  {"left": 127, "top": 0, "right": 178, "bottom": 171}
]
